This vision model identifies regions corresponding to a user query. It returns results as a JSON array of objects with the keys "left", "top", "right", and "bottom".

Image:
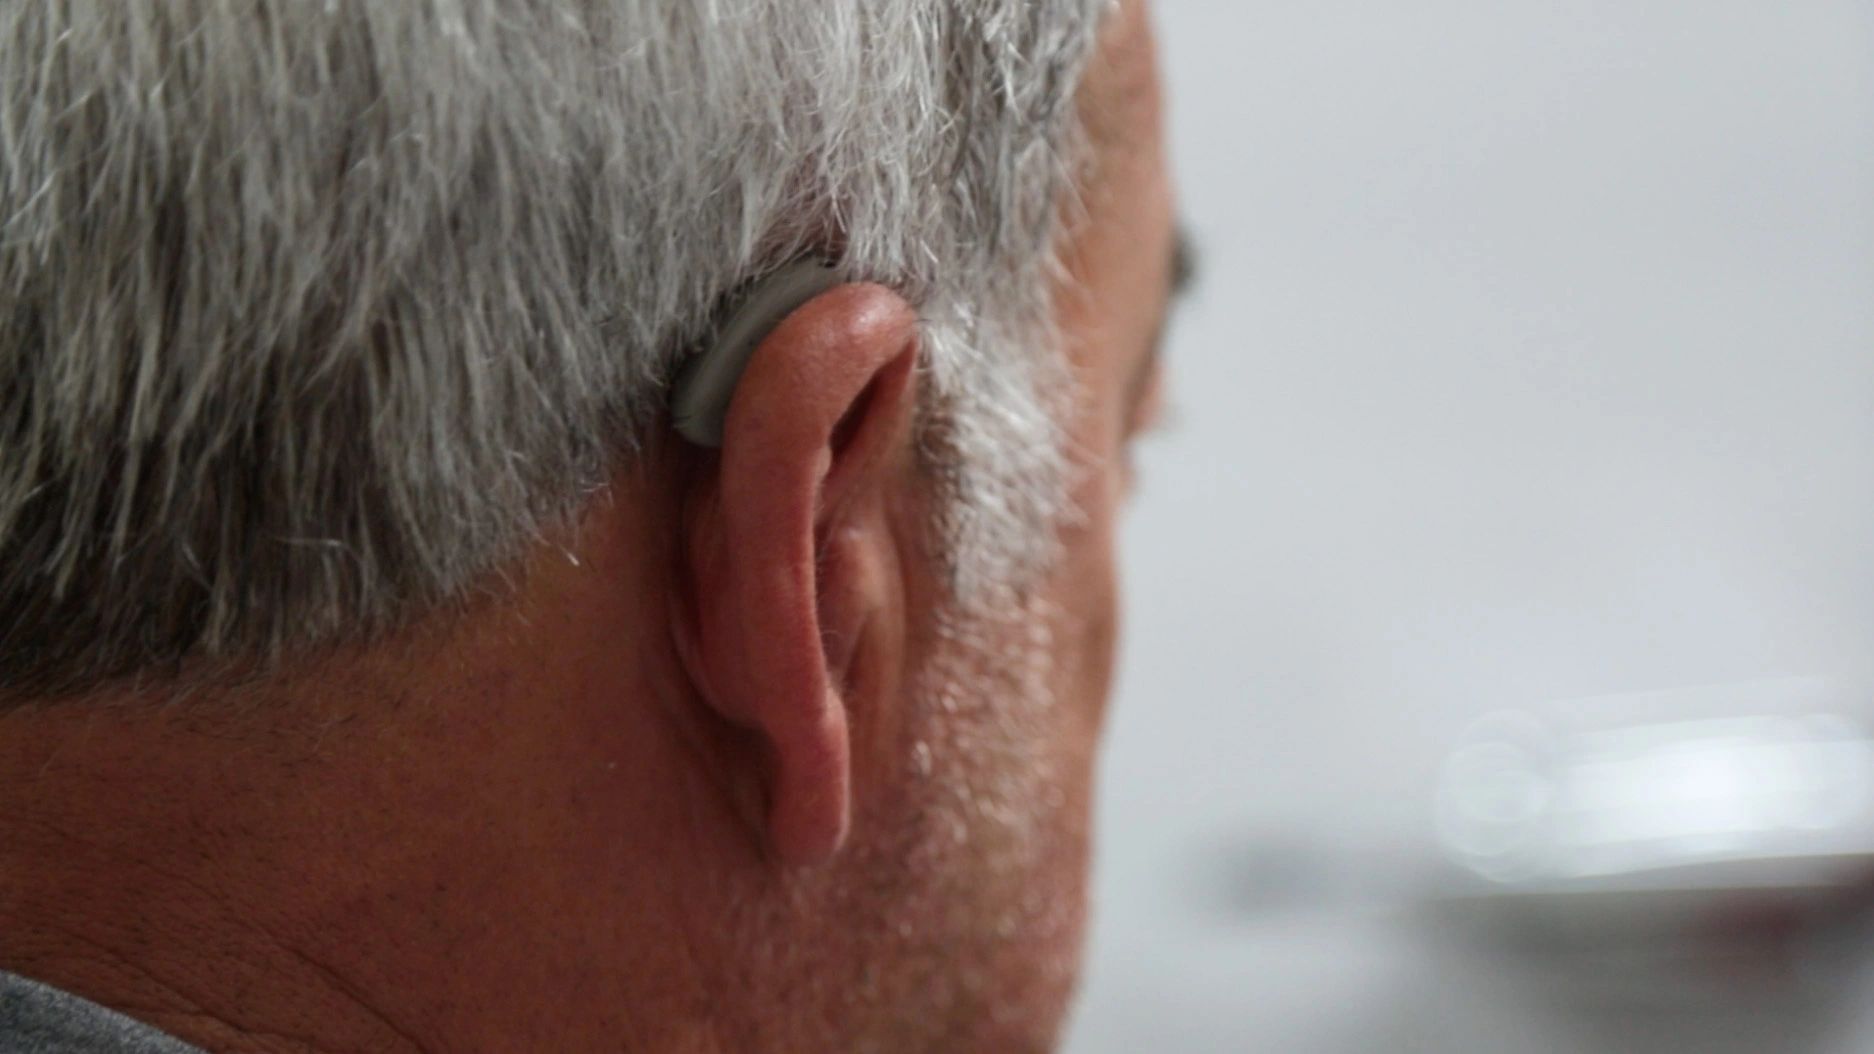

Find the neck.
[
  {"left": 0, "top": 690, "right": 438, "bottom": 1052},
  {"left": 0, "top": 665, "right": 751, "bottom": 1052},
  {"left": 0, "top": 507, "right": 763, "bottom": 1052}
]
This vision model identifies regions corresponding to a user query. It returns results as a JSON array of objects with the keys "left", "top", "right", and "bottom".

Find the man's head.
[{"left": 0, "top": 1, "right": 1177, "bottom": 1049}]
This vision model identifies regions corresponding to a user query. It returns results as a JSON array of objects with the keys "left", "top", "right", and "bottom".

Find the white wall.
[{"left": 1069, "top": 2, "right": 1874, "bottom": 1050}]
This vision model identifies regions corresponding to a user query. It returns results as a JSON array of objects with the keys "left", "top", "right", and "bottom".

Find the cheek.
[
  {"left": 1047, "top": 299, "right": 1149, "bottom": 732},
  {"left": 1047, "top": 453, "right": 1126, "bottom": 736}
]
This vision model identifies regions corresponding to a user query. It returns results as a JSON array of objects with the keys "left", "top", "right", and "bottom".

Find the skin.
[{"left": 0, "top": 2, "right": 1176, "bottom": 1051}]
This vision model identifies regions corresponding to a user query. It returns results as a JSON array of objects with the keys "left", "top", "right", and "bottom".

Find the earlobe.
[
  {"left": 762, "top": 698, "right": 852, "bottom": 866},
  {"left": 672, "top": 281, "right": 919, "bottom": 867}
]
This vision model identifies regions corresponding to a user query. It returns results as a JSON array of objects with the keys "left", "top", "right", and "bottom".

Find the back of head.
[
  {"left": 0, "top": 2, "right": 1186, "bottom": 1050},
  {"left": 0, "top": 0, "right": 1099, "bottom": 696}
]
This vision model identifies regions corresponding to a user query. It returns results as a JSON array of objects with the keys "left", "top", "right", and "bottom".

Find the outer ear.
[{"left": 677, "top": 283, "right": 918, "bottom": 866}]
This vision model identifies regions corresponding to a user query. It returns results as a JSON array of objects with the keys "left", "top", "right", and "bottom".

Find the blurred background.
[{"left": 1067, "top": 1, "right": 1874, "bottom": 1050}]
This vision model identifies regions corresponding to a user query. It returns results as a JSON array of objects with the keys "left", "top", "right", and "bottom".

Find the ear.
[{"left": 676, "top": 283, "right": 918, "bottom": 867}]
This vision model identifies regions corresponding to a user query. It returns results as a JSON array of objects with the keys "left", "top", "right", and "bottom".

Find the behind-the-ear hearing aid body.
[{"left": 670, "top": 259, "right": 844, "bottom": 447}]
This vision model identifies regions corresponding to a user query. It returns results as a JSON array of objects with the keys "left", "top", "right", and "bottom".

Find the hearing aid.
[{"left": 670, "top": 258, "right": 844, "bottom": 447}]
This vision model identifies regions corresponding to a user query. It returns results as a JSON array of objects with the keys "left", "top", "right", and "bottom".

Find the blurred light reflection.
[{"left": 1440, "top": 710, "right": 1874, "bottom": 884}]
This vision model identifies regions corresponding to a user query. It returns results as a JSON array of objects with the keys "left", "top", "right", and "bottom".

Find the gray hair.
[{"left": 0, "top": 0, "right": 1106, "bottom": 696}]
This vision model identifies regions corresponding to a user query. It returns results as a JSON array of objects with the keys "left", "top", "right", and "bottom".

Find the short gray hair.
[{"left": 0, "top": 0, "right": 1106, "bottom": 696}]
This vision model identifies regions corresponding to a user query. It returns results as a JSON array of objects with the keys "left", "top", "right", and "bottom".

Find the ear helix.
[{"left": 670, "top": 259, "right": 844, "bottom": 447}]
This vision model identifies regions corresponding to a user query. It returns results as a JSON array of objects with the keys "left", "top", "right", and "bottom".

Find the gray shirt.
[{"left": 0, "top": 973, "right": 205, "bottom": 1054}]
